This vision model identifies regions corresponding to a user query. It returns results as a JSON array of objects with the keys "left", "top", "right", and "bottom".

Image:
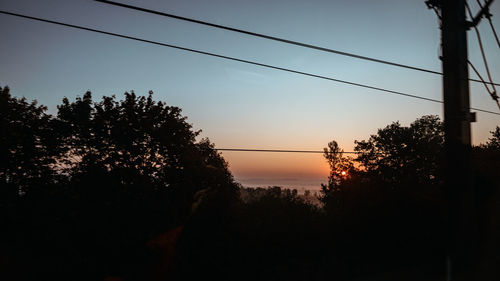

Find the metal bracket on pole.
[{"left": 467, "top": 111, "right": 477, "bottom": 123}]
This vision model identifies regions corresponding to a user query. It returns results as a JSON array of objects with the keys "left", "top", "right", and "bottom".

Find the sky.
[{"left": 1, "top": 0, "right": 499, "bottom": 190}]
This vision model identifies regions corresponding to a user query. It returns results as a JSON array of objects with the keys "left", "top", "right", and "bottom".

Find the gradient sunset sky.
[{"left": 1, "top": 0, "right": 499, "bottom": 190}]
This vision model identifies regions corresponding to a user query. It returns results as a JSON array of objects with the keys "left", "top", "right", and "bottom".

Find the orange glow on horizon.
[{"left": 220, "top": 151, "right": 330, "bottom": 179}]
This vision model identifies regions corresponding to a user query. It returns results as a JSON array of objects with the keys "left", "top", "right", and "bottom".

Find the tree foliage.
[
  {"left": 0, "top": 87, "right": 239, "bottom": 280},
  {"left": 320, "top": 141, "right": 355, "bottom": 206},
  {"left": 354, "top": 115, "right": 444, "bottom": 185},
  {"left": 3, "top": 85, "right": 498, "bottom": 281},
  {"left": 484, "top": 126, "right": 500, "bottom": 150},
  {"left": 0, "top": 86, "right": 61, "bottom": 198},
  {"left": 55, "top": 91, "right": 235, "bottom": 197}
]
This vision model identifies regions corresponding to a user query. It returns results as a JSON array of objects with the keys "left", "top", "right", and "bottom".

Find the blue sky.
[{"left": 1, "top": 0, "right": 499, "bottom": 189}]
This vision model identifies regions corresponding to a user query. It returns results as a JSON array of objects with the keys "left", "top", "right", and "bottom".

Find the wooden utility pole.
[
  {"left": 441, "top": 0, "right": 476, "bottom": 280},
  {"left": 427, "top": 0, "right": 495, "bottom": 280}
]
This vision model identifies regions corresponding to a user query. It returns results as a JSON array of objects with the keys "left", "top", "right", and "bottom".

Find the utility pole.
[
  {"left": 441, "top": 1, "right": 476, "bottom": 280},
  {"left": 426, "top": 0, "right": 495, "bottom": 280}
]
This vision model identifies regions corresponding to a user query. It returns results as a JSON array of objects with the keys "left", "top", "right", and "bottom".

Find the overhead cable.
[
  {"left": 468, "top": 60, "right": 500, "bottom": 110},
  {"left": 216, "top": 148, "right": 383, "bottom": 155},
  {"left": 487, "top": 17, "right": 500, "bottom": 48},
  {"left": 1, "top": 10, "right": 499, "bottom": 116},
  {"left": 218, "top": 148, "right": 329, "bottom": 154},
  {"left": 476, "top": 0, "right": 500, "bottom": 48},
  {"left": 95, "top": 0, "right": 500, "bottom": 87},
  {"left": 466, "top": 3, "right": 500, "bottom": 110}
]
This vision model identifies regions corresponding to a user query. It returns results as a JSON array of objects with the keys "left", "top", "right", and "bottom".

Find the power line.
[
  {"left": 217, "top": 148, "right": 325, "bottom": 154},
  {"left": 95, "top": 0, "right": 500, "bottom": 87},
  {"left": 466, "top": 3, "right": 500, "bottom": 110},
  {"left": 467, "top": 3, "right": 496, "bottom": 92},
  {"left": 476, "top": 0, "right": 500, "bottom": 48},
  {"left": 468, "top": 60, "right": 500, "bottom": 110},
  {"left": 469, "top": 60, "right": 493, "bottom": 94},
  {"left": 216, "top": 148, "right": 390, "bottom": 156},
  {"left": 1, "top": 10, "right": 499, "bottom": 116},
  {"left": 488, "top": 17, "right": 500, "bottom": 48},
  {"left": 215, "top": 148, "right": 381, "bottom": 155}
]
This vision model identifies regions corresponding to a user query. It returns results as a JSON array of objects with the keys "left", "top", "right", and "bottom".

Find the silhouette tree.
[
  {"left": 0, "top": 86, "right": 60, "bottom": 199},
  {"left": 320, "top": 117, "right": 448, "bottom": 280},
  {"left": 354, "top": 115, "right": 444, "bottom": 185},
  {"left": 56, "top": 91, "right": 237, "bottom": 200},
  {"left": 0, "top": 87, "right": 241, "bottom": 281},
  {"left": 320, "top": 140, "right": 356, "bottom": 210},
  {"left": 483, "top": 126, "right": 500, "bottom": 150}
]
